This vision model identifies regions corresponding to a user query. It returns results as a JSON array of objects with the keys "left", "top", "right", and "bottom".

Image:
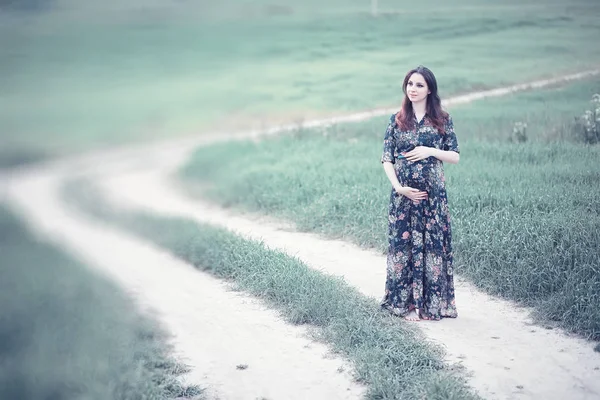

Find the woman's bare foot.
[{"left": 404, "top": 309, "right": 421, "bottom": 321}]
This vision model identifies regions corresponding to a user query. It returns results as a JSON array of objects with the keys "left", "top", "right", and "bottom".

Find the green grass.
[
  {"left": 0, "top": 206, "right": 202, "bottom": 399},
  {"left": 1, "top": 0, "right": 600, "bottom": 162},
  {"left": 179, "top": 78, "right": 600, "bottom": 341},
  {"left": 64, "top": 181, "right": 480, "bottom": 400}
]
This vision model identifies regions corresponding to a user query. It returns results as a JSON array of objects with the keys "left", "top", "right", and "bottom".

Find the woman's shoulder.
[
  {"left": 385, "top": 113, "right": 398, "bottom": 128},
  {"left": 441, "top": 111, "right": 453, "bottom": 125}
]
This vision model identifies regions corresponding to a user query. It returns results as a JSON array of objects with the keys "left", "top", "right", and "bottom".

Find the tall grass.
[
  {"left": 449, "top": 142, "right": 600, "bottom": 339},
  {"left": 179, "top": 78, "right": 600, "bottom": 341},
  {"left": 0, "top": 206, "right": 202, "bottom": 399},
  {"left": 1, "top": 0, "right": 600, "bottom": 161},
  {"left": 64, "top": 181, "right": 480, "bottom": 400}
]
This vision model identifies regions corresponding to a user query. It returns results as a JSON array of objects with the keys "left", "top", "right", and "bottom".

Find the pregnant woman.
[{"left": 380, "top": 65, "right": 460, "bottom": 322}]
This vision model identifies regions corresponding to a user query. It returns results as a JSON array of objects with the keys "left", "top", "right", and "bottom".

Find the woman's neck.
[{"left": 412, "top": 102, "right": 427, "bottom": 118}]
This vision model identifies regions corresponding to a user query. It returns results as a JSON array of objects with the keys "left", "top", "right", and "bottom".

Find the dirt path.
[
  {"left": 4, "top": 167, "right": 367, "bottom": 400},
  {"left": 3, "top": 68, "right": 600, "bottom": 400},
  {"left": 97, "top": 165, "right": 600, "bottom": 400}
]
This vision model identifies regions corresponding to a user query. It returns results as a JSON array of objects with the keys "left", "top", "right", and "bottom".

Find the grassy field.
[
  {"left": 63, "top": 181, "right": 480, "bottom": 400},
  {"left": 179, "top": 78, "right": 600, "bottom": 341},
  {"left": 0, "top": 206, "right": 202, "bottom": 399},
  {"left": 1, "top": 0, "right": 600, "bottom": 164}
]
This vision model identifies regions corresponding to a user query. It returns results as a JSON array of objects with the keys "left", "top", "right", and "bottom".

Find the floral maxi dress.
[{"left": 380, "top": 113, "right": 459, "bottom": 320}]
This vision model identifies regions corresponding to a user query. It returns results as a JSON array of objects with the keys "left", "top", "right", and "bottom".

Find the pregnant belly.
[{"left": 398, "top": 160, "right": 432, "bottom": 191}]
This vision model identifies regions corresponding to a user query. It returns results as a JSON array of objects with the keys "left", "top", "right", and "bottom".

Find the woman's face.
[{"left": 405, "top": 73, "right": 430, "bottom": 104}]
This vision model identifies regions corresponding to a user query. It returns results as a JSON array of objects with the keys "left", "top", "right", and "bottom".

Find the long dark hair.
[{"left": 395, "top": 65, "right": 448, "bottom": 133}]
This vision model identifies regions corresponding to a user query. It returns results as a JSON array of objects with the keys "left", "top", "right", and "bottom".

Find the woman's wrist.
[{"left": 429, "top": 148, "right": 441, "bottom": 159}]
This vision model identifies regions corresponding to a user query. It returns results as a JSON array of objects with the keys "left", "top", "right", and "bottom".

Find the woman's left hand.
[{"left": 403, "top": 146, "right": 433, "bottom": 162}]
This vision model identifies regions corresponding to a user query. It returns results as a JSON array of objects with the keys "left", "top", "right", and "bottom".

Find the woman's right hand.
[{"left": 396, "top": 186, "right": 428, "bottom": 203}]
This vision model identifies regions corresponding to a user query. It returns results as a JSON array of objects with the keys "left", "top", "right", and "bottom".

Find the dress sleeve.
[
  {"left": 381, "top": 114, "right": 397, "bottom": 163},
  {"left": 442, "top": 115, "right": 460, "bottom": 153}
]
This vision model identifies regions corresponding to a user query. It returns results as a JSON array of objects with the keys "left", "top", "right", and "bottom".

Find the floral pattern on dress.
[{"left": 380, "top": 113, "right": 459, "bottom": 320}]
